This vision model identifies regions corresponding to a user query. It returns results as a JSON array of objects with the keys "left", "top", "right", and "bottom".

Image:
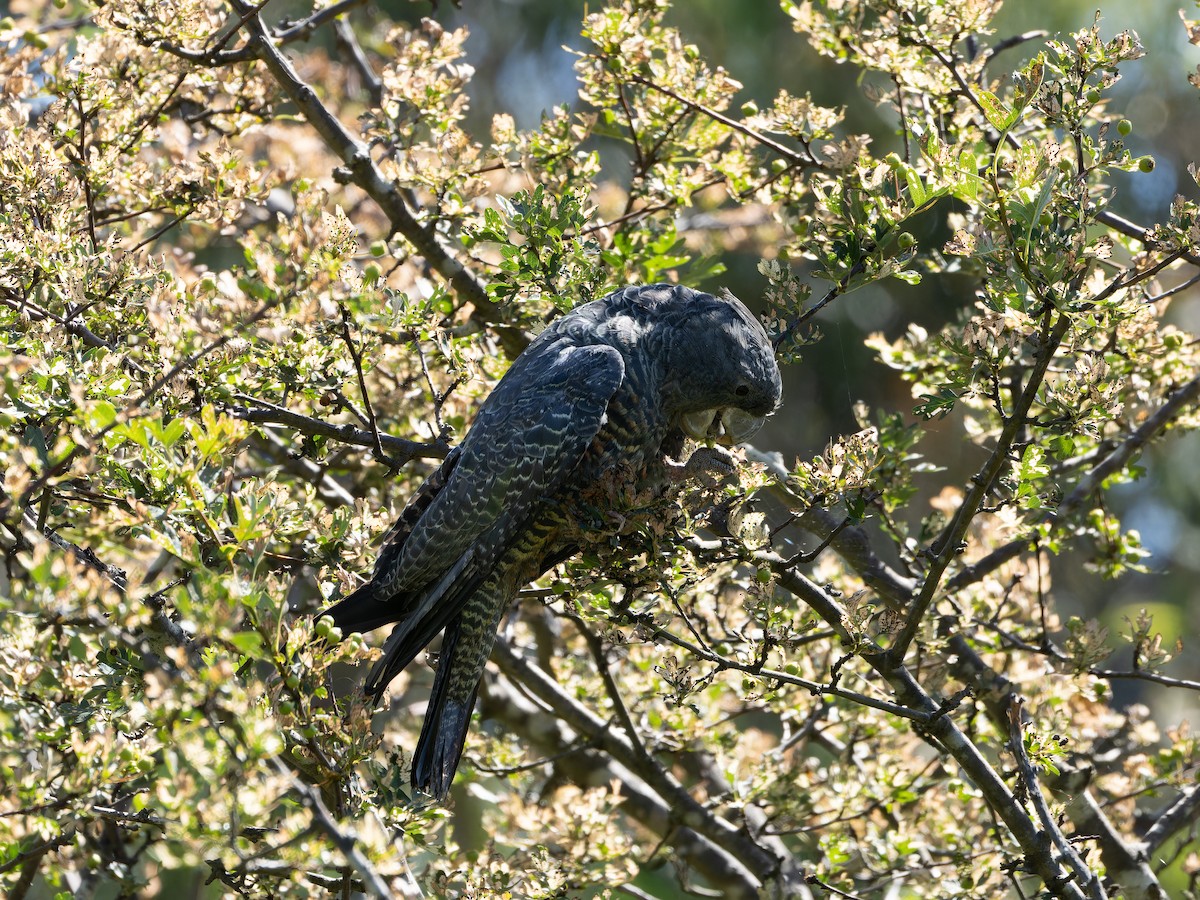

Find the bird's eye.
[{"left": 735, "top": 385, "right": 751, "bottom": 397}]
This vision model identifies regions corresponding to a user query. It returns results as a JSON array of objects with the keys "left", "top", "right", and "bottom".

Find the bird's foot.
[{"left": 667, "top": 445, "right": 741, "bottom": 486}]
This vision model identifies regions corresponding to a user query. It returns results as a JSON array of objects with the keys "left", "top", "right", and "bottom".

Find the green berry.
[
  {"left": 1117, "top": 119, "right": 1132, "bottom": 137},
  {"left": 897, "top": 232, "right": 916, "bottom": 250},
  {"left": 1138, "top": 156, "right": 1155, "bottom": 173},
  {"left": 741, "top": 100, "right": 759, "bottom": 117}
]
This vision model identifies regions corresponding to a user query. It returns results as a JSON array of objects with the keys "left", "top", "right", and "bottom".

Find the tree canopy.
[{"left": 2, "top": 0, "right": 1200, "bottom": 897}]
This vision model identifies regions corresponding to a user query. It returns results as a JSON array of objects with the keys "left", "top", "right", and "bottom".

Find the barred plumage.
[{"left": 321, "top": 283, "right": 782, "bottom": 799}]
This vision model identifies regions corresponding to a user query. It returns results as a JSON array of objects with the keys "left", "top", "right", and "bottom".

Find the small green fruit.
[
  {"left": 1085, "top": 88, "right": 1101, "bottom": 105},
  {"left": 1116, "top": 119, "right": 1132, "bottom": 137},
  {"left": 897, "top": 232, "right": 916, "bottom": 250},
  {"left": 741, "top": 101, "right": 759, "bottom": 117},
  {"left": 1138, "top": 156, "right": 1155, "bottom": 173}
]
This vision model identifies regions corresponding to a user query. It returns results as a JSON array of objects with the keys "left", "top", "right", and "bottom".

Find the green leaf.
[
  {"left": 229, "top": 631, "right": 264, "bottom": 656},
  {"left": 977, "top": 89, "right": 1017, "bottom": 131},
  {"left": 86, "top": 400, "right": 117, "bottom": 432},
  {"left": 914, "top": 388, "right": 958, "bottom": 419}
]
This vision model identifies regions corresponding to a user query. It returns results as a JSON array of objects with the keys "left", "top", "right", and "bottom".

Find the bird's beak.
[
  {"left": 681, "top": 408, "right": 718, "bottom": 441},
  {"left": 681, "top": 408, "right": 766, "bottom": 445},
  {"left": 720, "top": 408, "right": 766, "bottom": 443}
]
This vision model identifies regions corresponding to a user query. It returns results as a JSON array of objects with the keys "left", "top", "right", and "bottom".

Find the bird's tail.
[
  {"left": 317, "top": 581, "right": 401, "bottom": 635},
  {"left": 409, "top": 618, "right": 482, "bottom": 799}
]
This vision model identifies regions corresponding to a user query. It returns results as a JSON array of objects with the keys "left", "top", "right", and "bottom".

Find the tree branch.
[
  {"left": 228, "top": 0, "right": 527, "bottom": 357},
  {"left": 490, "top": 640, "right": 788, "bottom": 892},
  {"left": 1008, "top": 699, "right": 1107, "bottom": 899},
  {"left": 1141, "top": 785, "right": 1200, "bottom": 860},
  {"left": 226, "top": 395, "right": 449, "bottom": 464},
  {"left": 478, "top": 673, "right": 773, "bottom": 899},
  {"left": 774, "top": 567, "right": 1092, "bottom": 900},
  {"left": 275, "top": 760, "right": 405, "bottom": 898},
  {"left": 273, "top": 0, "right": 367, "bottom": 44},
  {"left": 1067, "top": 789, "right": 1164, "bottom": 900},
  {"left": 889, "top": 312, "right": 1072, "bottom": 662}
]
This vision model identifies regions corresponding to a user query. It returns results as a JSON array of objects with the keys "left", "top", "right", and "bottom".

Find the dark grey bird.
[{"left": 321, "top": 283, "right": 782, "bottom": 799}]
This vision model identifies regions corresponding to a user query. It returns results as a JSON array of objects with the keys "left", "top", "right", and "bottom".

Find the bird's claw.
[{"left": 667, "top": 445, "right": 740, "bottom": 486}]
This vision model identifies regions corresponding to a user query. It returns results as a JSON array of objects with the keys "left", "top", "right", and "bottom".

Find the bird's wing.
[
  {"left": 319, "top": 446, "right": 463, "bottom": 635},
  {"left": 372, "top": 444, "right": 463, "bottom": 577},
  {"left": 354, "top": 340, "right": 625, "bottom": 686}
]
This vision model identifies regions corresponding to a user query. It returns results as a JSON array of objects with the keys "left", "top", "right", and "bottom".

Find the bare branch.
[
  {"left": 332, "top": 16, "right": 382, "bottom": 107},
  {"left": 338, "top": 305, "right": 395, "bottom": 467},
  {"left": 227, "top": 394, "right": 450, "bottom": 464},
  {"left": 273, "top": 0, "right": 367, "bottom": 44},
  {"left": 1141, "top": 786, "right": 1200, "bottom": 859},
  {"left": 1067, "top": 790, "right": 1164, "bottom": 900},
  {"left": 626, "top": 73, "right": 825, "bottom": 171},
  {"left": 984, "top": 30, "right": 1052, "bottom": 60},
  {"left": 1007, "top": 699, "right": 1107, "bottom": 899},
  {"left": 1097, "top": 210, "right": 1200, "bottom": 269},
  {"left": 1089, "top": 668, "right": 1200, "bottom": 692}
]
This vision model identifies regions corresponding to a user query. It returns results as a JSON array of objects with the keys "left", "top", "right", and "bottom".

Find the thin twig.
[
  {"left": 274, "top": 0, "right": 367, "bottom": 43},
  {"left": 1089, "top": 668, "right": 1200, "bottom": 692},
  {"left": 273, "top": 760, "right": 399, "bottom": 899},
  {"left": 338, "top": 305, "right": 393, "bottom": 467},
  {"left": 627, "top": 74, "right": 825, "bottom": 170},
  {"left": 889, "top": 311, "right": 1071, "bottom": 662},
  {"left": 332, "top": 17, "right": 382, "bottom": 107}
]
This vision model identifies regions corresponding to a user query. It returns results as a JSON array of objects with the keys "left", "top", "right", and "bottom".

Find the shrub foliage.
[{"left": 2, "top": 0, "right": 1199, "bottom": 897}]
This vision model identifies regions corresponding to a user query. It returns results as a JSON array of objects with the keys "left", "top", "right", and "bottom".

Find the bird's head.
[{"left": 647, "top": 285, "right": 783, "bottom": 445}]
